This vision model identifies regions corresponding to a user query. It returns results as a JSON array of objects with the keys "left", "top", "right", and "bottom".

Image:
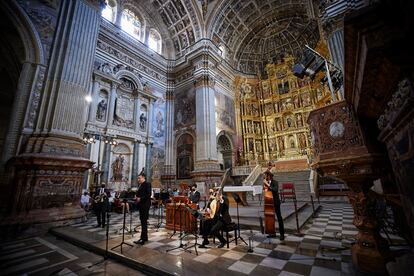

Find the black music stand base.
[
  {"left": 111, "top": 206, "right": 133, "bottom": 254},
  {"left": 233, "top": 193, "right": 248, "bottom": 246}
]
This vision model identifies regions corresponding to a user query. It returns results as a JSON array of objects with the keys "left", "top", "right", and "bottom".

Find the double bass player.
[{"left": 264, "top": 169, "right": 285, "bottom": 241}]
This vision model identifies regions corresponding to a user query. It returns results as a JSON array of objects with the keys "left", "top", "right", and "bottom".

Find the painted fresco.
[
  {"left": 174, "top": 89, "right": 196, "bottom": 128},
  {"left": 215, "top": 91, "right": 235, "bottom": 131}
]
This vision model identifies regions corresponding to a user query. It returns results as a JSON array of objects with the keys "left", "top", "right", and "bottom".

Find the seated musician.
[
  {"left": 264, "top": 171, "right": 285, "bottom": 241},
  {"left": 188, "top": 184, "right": 201, "bottom": 204},
  {"left": 199, "top": 194, "right": 231, "bottom": 248}
]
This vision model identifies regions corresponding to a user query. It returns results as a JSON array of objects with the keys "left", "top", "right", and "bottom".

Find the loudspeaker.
[{"left": 232, "top": 192, "right": 241, "bottom": 204}]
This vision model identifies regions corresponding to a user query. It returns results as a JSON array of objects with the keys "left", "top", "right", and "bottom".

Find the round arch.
[
  {"left": 114, "top": 70, "right": 143, "bottom": 90},
  {"left": 216, "top": 131, "right": 234, "bottom": 170}
]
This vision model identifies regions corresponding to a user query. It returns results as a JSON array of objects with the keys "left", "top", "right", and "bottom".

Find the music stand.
[
  {"left": 166, "top": 202, "right": 189, "bottom": 253},
  {"left": 111, "top": 201, "right": 133, "bottom": 253},
  {"left": 232, "top": 193, "right": 247, "bottom": 245}
]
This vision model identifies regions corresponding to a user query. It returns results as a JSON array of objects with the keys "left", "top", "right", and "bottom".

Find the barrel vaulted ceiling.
[{"left": 141, "top": 0, "right": 320, "bottom": 73}]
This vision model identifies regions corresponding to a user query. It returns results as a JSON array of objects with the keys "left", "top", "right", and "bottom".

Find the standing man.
[
  {"left": 94, "top": 184, "right": 109, "bottom": 228},
  {"left": 133, "top": 172, "right": 152, "bottom": 245},
  {"left": 189, "top": 184, "right": 201, "bottom": 204},
  {"left": 264, "top": 171, "right": 285, "bottom": 241}
]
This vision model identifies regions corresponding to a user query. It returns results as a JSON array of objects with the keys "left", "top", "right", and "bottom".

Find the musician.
[
  {"left": 199, "top": 194, "right": 230, "bottom": 248},
  {"left": 133, "top": 172, "right": 152, "bottom": 245},
  {"left": 189, "top": 184, "right": 201, "bottom": 204},
  {"left": 93, "top": 185, "right": 109, "bottom": 228},
  {"left": 264, "top": 171, "right": 285, "bottom": 241}
]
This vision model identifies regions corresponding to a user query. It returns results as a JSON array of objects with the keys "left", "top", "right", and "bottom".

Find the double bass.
[{"left": 263, "top": 175, "right": 276, "bottom": 235}]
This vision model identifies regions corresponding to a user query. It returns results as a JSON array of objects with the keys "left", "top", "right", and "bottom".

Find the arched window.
[
  {"left": 121, "top": 9, "right": 141, "bottom": 40},
  {"left": 101, "top": 0, "right": 117, "bottom": 23},
  {"left": 148, "top": 29, "right": 162, "bottom": 53}
]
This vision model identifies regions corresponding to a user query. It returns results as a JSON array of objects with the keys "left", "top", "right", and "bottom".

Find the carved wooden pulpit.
[{"left": 307, "top": 100, "right": 391, "bottom": 274}]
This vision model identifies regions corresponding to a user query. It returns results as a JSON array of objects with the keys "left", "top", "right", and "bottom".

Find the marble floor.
[
  {"left": 0, "top": 234, "right": 145, "bottom": 276},
  {"left": 2, "top": 200, "right": 407, "bottom": 276}
]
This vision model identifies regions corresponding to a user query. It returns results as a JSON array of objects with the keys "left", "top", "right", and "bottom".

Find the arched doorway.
[
  {"left": 0, "top": 7, "right": 25, "bottom": 167},
  {"left": 217, "top": 134, "right": 233, "bottom": 170},
  {"left": 176, "top": 134, "right": 194, "bottom": 179}
]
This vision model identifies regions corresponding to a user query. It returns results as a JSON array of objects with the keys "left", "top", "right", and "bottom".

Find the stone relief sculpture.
[
  {"left": 113, "top": 96, "right": 134, "bottom": 128},
  {"left": 96, "top": 99, "right": 107, "bottom": 121}
]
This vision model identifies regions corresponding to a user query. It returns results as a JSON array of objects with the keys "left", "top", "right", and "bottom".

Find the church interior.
[{"left": 0, "top": 0, "right": 413, "bottom": 275}]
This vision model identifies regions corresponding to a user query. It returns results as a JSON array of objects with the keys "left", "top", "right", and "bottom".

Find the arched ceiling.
[
  {"left": 207, "top": 0, "right": 320, "bottom": 74},
  {"left": 151, "top": 0, "right": 202, "bottom": 57}
]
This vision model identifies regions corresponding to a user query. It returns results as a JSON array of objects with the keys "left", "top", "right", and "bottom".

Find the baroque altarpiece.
[{"left": 236, "top": 55, "right": 332, "bottom": 166}]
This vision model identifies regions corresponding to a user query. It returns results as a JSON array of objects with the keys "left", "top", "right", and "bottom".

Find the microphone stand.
[
  {"left": 105, "top": 212, "right": 110, "bottom": 259},
  {"left": 155, "top": 200, "right": 164, "bottom": 231}
]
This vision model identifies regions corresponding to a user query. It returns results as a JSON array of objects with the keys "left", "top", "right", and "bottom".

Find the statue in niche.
[
  {"left": 154, "top": 110, "right": 164, "bottom": 137},
  {"left": 294, "top": 95, "right": 300, "bottom": 108},
  {"left": 247, "top": 121, "right": 252, "bottom": 133},
  {"left": 298, "top": 133, "right": 306, "bottom": 148},
  {"left": 256, "top": 142, "right": 262, "bottom": 153},
  {"left": 96, "top": 99, "right": 107, "bottom": 121},
  {"left": 286, "top": 117, "right": 293, "bottom": 128},
  {"left": 275, "top": 118, "right": 282, "bottom": 131},
  {"left": 112, "top": 154, "right": 124, "bottom": 181},
  {"left": 139, "top": 112, "right": 147, "bottom": 130},
  {"left": 286, "top": 98, "right": 294, "bottom": 110},
  {"left": 248, "top": 139, "right": 254, "bottom": 151},
  {"left": 252, "top": 104, "right": 259, "bottom": 116},
  {"left": 289, "top": 136, "right": 296, "bottom": 148},
  {"left": 269, "top": 139, "right": 276, "bottom": 151},
  {"left": 296, "top": 113, "right": 303, "bottom": 127},
  {"left": 278, "top": 137, "right": 285, "bottom": 151},
  {"left": 255, "top": 123, "right": 261, "bottom": 134}
]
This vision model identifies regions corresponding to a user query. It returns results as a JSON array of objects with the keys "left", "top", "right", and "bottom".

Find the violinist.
[{"left": 264, "top": 170, "right": 285, "bottom": 241}]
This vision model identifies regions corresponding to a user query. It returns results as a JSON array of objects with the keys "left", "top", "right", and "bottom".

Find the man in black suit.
[
  {"left": 94, "top": 184, "right": 109, "bottom": 228},
  {"left": 189, "top": 184, "right": 201, "bottom": 204},
  {"left": 264, "top": 171, "right": 285, "bottom": 241},
  {"left": 133, "top": 172, "right": 152, "bottom": 245}
]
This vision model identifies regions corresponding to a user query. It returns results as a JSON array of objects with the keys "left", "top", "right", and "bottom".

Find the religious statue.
[
  {"left": 298, "top": 133, "right": 306, "bottom": 148},
  {"left": 286, "top": 117, "right": 293, "bottom": 128},
  {"left": 139, "top": 112, "right": 147, "bottom": 130},
  {"left": 278, "top": 137, "right": 285, "bottom": 151},
  {"left": 112, "top": 154, "right": 124, "bottom": 181},
  {"left": 276, "top": 118, "right": 282, "bottom": 131},
  {"left": 296, "top": 113, "right": 303, "bottom": 127},
  {"left": 96, "top": 99, "right": 107, "bottom": 121}
]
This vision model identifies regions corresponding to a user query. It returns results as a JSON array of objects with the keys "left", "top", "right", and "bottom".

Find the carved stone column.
[
  {"left": 2, "top": 0, "right": 102, "bottom": 232},
  {"left": 308, "top": 100, "right": 391, "bottom": 274},
  {"left": 162, "top": 88, "right": 176, "bottom": 186},
  {"left": 192, "top": 74, "right": 222, "bottom": 184}
]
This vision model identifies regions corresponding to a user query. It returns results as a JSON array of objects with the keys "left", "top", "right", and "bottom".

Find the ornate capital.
[
  {"left": 84, "top": 0, "right": 106, "bottom": 11},
  {"left": 194, "top": 75, "right": 215, "bottom": 89}
]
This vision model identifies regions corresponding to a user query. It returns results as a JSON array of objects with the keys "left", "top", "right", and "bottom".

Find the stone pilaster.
[
  {"left": 145, "top": 142, "right": 153, "bottom": 180},
  {"left": 162, "top": 87, "right": 176, "bottom": 185},
  {"left": 131, "top": 140, "right": 141, "bottom": 186},
  {"left": 3, "top": 0, "right": 102, "bottom": 231},
  {"left": 107, "top": 82, "right": 117, "bottom": 127},
  {"left": 88, "top": 77, "right": 100, "bottom": 124},
  {"left": 101, "top": 142, "right": 111, "bottom": 184}
]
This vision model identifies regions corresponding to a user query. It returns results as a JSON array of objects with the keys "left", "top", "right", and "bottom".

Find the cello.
[{"left": 263, "top": 172, "right": 276, "bottom": 235}]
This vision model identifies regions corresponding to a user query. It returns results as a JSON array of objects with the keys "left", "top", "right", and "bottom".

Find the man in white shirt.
[{"left": 81, "top": 192, "right": 90, "bottom": 211}]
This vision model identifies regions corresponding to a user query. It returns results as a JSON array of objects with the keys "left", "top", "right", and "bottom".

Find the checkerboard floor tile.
[{"left": 70, "top": 201, "right": 407, "bottom": 275}]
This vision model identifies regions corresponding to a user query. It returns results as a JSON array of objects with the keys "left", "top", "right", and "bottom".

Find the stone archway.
[{"left": 217, "top": 134, "right": 233, "bottom": 170}]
